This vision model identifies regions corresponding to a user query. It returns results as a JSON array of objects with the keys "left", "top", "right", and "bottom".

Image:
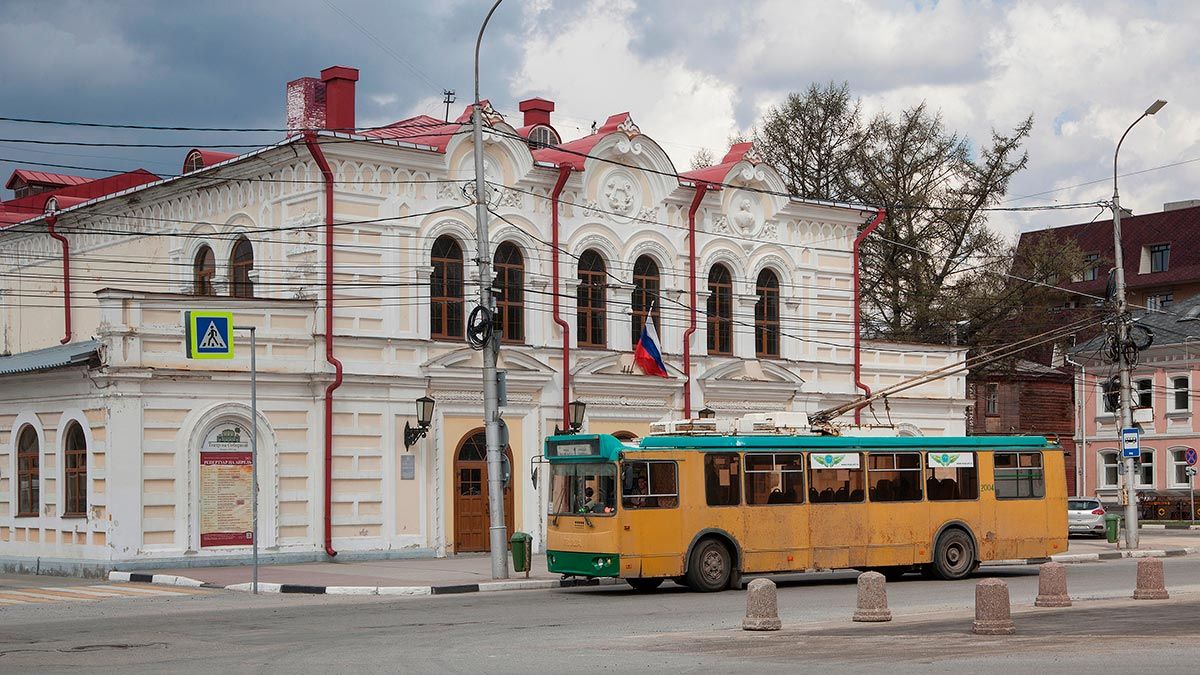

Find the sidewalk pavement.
[{"left": 112, "top": 529, "right": 1200, "bottom": 597}]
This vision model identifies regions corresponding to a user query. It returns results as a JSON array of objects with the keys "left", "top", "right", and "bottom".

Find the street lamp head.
[
  {"left": 415, "top": 395, "right": 436, "bottom": 427},
  {"left": 568, "top": 399, "right": 586, "bottom": 432},
  {"left": 1145, "top": 100, "right": 1167, "bottom": 115}
]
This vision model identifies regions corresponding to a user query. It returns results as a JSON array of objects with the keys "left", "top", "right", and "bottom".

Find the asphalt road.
[{"left": 3, "top": 555, "right": 1200, "bottom": 673}]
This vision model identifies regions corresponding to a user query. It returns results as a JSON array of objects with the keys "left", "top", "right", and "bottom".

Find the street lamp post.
[
  {"left": 1112, "top": 99, "right": 1167, "bottom": 550},
  {"left": 473, "top": 0, "right": 509, "bottom": 579}
]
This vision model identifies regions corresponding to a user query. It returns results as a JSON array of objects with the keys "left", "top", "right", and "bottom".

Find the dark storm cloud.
[{"left": 0, "top": 0, "right": 526, "bottom": 190}]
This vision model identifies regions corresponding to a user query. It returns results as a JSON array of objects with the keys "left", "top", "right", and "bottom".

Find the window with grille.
[
  {"left": 17, "top": 426, "right": 39, "bottom": 517},
  {"left": 63, "top": 423, "right": 87, "bottom": 517},
  {"left": 577, "top": 250, "right": 607, "bottom": 348},
  {"left": 430, "top": 236, "right": 465, "bottom": 340},
  {"left": 194, "top": 245, "right": 216, "bottom": 295},
  {"left": 707, "top": 264, "right": 733, "bottom": 355},
  {"left": 754, "top": 269, "right": 780, "bottom": 358},
  {"left": 229, "top": 237, "right": 254, "bottom": 298},
  {"left": 494, "top": 242, "right": 524, "bottom": 343},
  {"left": 527, "top": 125, "right": 560, "bottom": 149},
  {"left": 631, "top": 256, "right": 660, "bottom": 347}
]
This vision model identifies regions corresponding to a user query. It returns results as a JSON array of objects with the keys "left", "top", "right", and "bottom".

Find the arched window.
[
  {"left": 577, "top": 249, "right": 607, "bottom": 348},
  {"left": 755, "top": 269, "right": 780, "bottom": 358},
  {"left": 16, "top": 426, "right": 39, "bottom": 517},
  {"left": 230, "top": 237, "right": 254, "bottom": 298},
  {"left": 631, "top": 256, "right": 660, "bottom": 347},
  {"left": 184, "top": 150, "right": 204, "bottom": 174},
  {"left": 494, "top": 242, "right": 524, "bottom": 343},
  {"left": 430, "top": 235, "right": 465, "bottom": 340},
  {"left": 63, "top": 423, "right": 87, "bottom": 517},
  {"left": 194, "top": 245, "right": 216, "bottom": 296},
  {"left": 707, "top": 264, "right": 733, "bottom": 355}
]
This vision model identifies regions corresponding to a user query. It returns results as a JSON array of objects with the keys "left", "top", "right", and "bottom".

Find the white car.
[{"left": 1067, "top": 497, "right": 1107, "bottom": 537}]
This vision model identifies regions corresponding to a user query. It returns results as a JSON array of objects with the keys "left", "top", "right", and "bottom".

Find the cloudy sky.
[{"left": 2, "top": 0, "right": 1197, "bottom": 237}]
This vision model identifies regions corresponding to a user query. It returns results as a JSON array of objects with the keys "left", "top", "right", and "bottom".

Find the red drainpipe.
[
  {"left": 45, "top": 213, "right": 72, "bottom": 344},
  {"left": 682, "top": 183, "right": 708, "bottom": 418},
  {"left": 550, "top": 164, "right": 573, "bottom": 425},
  {"left": 303, "top": 131, "right": 341, "bottom": 557},
  {"left": 853, "top": 209, "right": 886, "bottom": 425}
]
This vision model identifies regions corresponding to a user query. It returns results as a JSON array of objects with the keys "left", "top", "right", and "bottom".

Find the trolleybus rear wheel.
[
  {"left": 626, "top": 578, "right": 664, "bottom": 592},
  {"left": 930, "top": 529, "right": 975, "bottom": 580},
  {"left": 687, "top": 539, "right": 731, "bottom": 592}
]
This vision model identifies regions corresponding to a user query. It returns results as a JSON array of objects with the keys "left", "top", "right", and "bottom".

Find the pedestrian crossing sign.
[{"left": 185, "top": 311, "right": 235, "bottom": 359}]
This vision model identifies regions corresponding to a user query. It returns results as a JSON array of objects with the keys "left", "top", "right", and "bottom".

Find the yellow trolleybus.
[{"left": 544, "top": 416, "right": 1067, "bottom": 591}]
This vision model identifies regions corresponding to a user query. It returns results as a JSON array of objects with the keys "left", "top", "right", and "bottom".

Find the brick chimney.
[
  {"left": 321, "top": 66, "right": 359, "bottom": 132},
  {"left": 285, "top": 66, "right": 359, "bottom": 135},
  {"left": 518, "top": 97, "right": 554, "bottom": 127}
]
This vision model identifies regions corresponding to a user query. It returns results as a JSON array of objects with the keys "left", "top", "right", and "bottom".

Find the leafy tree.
[{"left": 752, "top": 84, "right": 1065, "bottom": 348}]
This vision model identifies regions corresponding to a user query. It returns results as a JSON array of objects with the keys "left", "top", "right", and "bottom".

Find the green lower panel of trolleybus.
[{"left": 547, "top": 550, "right": 620, "bottom": 577}]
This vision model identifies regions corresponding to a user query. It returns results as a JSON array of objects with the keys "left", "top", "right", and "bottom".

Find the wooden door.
[{"left": 454, "top": 431, "right": 515, "bottom": 553}]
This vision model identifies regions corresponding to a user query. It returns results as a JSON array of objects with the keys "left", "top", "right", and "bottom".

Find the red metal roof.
[
  {"left": 531, "top": 112, "right": 638, "bottom": 171},
  {"left": 679, "top": 142, "right": 756, "bottom": 187},
  {"left": 0, "top": 169, "right": 159, "bottom": 226},
  {"left": 1018, "top": 203, "right": 1200, "bottom": 294},
  {"left": 5, "top": 170, "right": 92, "bottom": 190},
  {"left": 184, "top": 149, "right": 237, "bottom": 172}
]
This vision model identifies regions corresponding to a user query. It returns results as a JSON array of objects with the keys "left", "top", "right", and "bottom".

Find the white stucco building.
[{"left": 0, "top": 65, "right": 968, "bottom": 575}]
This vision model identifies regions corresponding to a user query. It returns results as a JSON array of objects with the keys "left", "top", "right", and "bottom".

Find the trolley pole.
[
  {"left": 474, "top": 0, "right": 509, "bottom": 579},
  {"left": 1111, "top": 99, "right": 1166, "bottom": 550}
]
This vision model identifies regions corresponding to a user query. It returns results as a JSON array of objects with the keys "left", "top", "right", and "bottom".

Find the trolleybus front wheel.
[
  {"left": 928, "top": 528, "right": 975, "bottom": 580},
  {"left": 687, "top": 539, "right": 731, "bottom": 592},
  {"left": 626, "top": 578, "right": 665, "bottom": 592}
]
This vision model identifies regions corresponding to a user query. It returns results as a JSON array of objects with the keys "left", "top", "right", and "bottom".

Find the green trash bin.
[
  {"left": 1105, "top": 513, "right": 1121, "bottom": 543},
  {"left": 510, "top": 531, "right": 532, "bottom": 577}
]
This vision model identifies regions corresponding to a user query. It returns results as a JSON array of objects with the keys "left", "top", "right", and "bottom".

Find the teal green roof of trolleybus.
[{"left": 544, "top": 433, "right": 1056, "bottom": 463}]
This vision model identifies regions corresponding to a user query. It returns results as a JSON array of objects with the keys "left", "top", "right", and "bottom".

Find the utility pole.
[
  {"left": 1111, "top": 99, "right": 1167, "bottom": 550},
  {"left": 442, "top": 89, "right": 456, "bottom": 123},
  {"left": 473, "top": 0, "right": 509, "bottom": 579}
]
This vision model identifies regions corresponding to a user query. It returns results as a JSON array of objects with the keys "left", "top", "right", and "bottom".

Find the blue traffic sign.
[
  {"left": 185, "top": 311, "right": 235, "bottom": 360},
  {"left": 1121, "top": 427, "right": 1141, "bottom": 458},
  {"left": 1186, "top": 448, "right": 1198, "bottom": 467}
]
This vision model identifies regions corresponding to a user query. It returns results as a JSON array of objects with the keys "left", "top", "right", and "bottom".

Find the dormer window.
[
  {"left": 527, "top": 125, "right": 559, "bottom": 149},
  {"left": 184, "top": 151, "right": 204, "bottom": 174},
  {"left": 1150, "top": 244, "right": 1170, "bottom": 273}
]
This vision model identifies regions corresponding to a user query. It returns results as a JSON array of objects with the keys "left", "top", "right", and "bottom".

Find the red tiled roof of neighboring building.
[
  {"left": 5, "top": 170, "right": 92, "bottom": 191},
  {"left": 0, "top": 169, "right": 159, "bottom": 226},
  {"left": 1017, "top": 203, "right": 1200, "bottom": 294},
  {"left": 679, "top": 142, "right": 756, "bottom": 187}
]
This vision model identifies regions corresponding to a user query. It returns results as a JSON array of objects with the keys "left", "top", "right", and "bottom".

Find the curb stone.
[
  {"left": 110, "top": 547, "right": 1200, "bottom": 595},
  {"left": 108, "top": 570, "right": 622, "bottom": 596}
]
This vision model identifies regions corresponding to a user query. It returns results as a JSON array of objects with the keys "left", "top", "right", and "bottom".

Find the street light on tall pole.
[
  {"left": 1111, "top": 98, "right": 1166, "bottom": 550},
  {"left": 473, "top": 0, "right": 509, "bottom": 579}
]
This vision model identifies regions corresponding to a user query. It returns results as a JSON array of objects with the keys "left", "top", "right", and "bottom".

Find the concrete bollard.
[
  {"left": 852, "top": 571, "right": 892, "bottom": 622},
  {"left": 742, "top": 578, "right": 782, "bottom": 631},
  {"left": 1034, "top": 562, "right": 1071, "bottom": 607},
  {"left": 972, "top": 578, "right": 1015, "bottom": 635},
  {"left": 1133, "top": 558, "right": 1169, "bottom": 600}
]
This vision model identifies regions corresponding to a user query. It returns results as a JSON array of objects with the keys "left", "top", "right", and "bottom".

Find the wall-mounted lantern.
[
  {"left": 403, "top": 395, "right": 436, "bottom": 449},
  {"left": 555, "top": 399, "right": 588, "bottom": 435},
  {"left": 698, "top": 407, "right": 716, "bottom": 419}
]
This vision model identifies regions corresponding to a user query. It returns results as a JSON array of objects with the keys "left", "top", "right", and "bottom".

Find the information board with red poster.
[{"left": 199, "top": 423, "right": 254, "bottom": 547}]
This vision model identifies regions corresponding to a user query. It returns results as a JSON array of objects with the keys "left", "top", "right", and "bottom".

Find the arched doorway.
[{"left": 453, "top": 430, "right": 515, "bottom": 552}]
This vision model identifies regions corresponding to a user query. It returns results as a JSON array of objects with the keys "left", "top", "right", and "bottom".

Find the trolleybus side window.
[
  {"left": 925, "top": 451, "right": 979, "bottom": 500},
  {"left": 807, "top": 452, "right": 864, "bottom": 503},
  {"left": 745, "top": 453, "right": 804, "bottom": 505},
  {"left": 622, "top": 461, "right": 679, "bottom": 509},
  {"left": 868, "top": 452, "right": 923, "bottom": 502},
  {"left": 994, "top": 451, "right": 1045, "bottom": 499},
  {"left": 704, "top": 453, "right": 741, "bottom": 506},
  {"left": 549, "top": 463, "right": 617, "bottom": 515}
]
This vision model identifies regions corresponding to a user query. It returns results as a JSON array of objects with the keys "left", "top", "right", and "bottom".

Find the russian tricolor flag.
[{"left": 633, "top": 316, "right": 669, "bottom": 378}]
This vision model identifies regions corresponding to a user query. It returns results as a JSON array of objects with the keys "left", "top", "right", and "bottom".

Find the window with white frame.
[
  {"left": 1098, "top": 450, "right": 1119, "bottom": 488},
  {"left": 1170, "top": 448, "right": 1192, "bottom": 487},
  {"left": 1171, "top": 376, "right": 1190, "bottom": 412},
  {"left": 1081, "top": 253, "right": 1099, "bottom": 281},
  {"left": 1136, "top": 378, "right": 1152, "bottom": 409},
  {"left": 1137, "top": 449, "right": 1156, "bottom": 488},
  {"left": 1101, "top": 379, "right": 1119, "bottom": 413}
]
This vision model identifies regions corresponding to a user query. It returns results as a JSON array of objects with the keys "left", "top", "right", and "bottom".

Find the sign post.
[{"left": 185, "top": 312, "right": 259, "bottom": 594}]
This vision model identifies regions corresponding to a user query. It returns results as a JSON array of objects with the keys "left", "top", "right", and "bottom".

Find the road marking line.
[
  {"left": 1, "top": 588, "right": 104, "bottom": 601},
  {"left": 0, "top": 591, "right": 64, "bottom": 603}
]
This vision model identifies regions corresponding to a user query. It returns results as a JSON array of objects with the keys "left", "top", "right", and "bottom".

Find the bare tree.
[{"left": 689, "top": 147, "right": 716, "bottom": 170}]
